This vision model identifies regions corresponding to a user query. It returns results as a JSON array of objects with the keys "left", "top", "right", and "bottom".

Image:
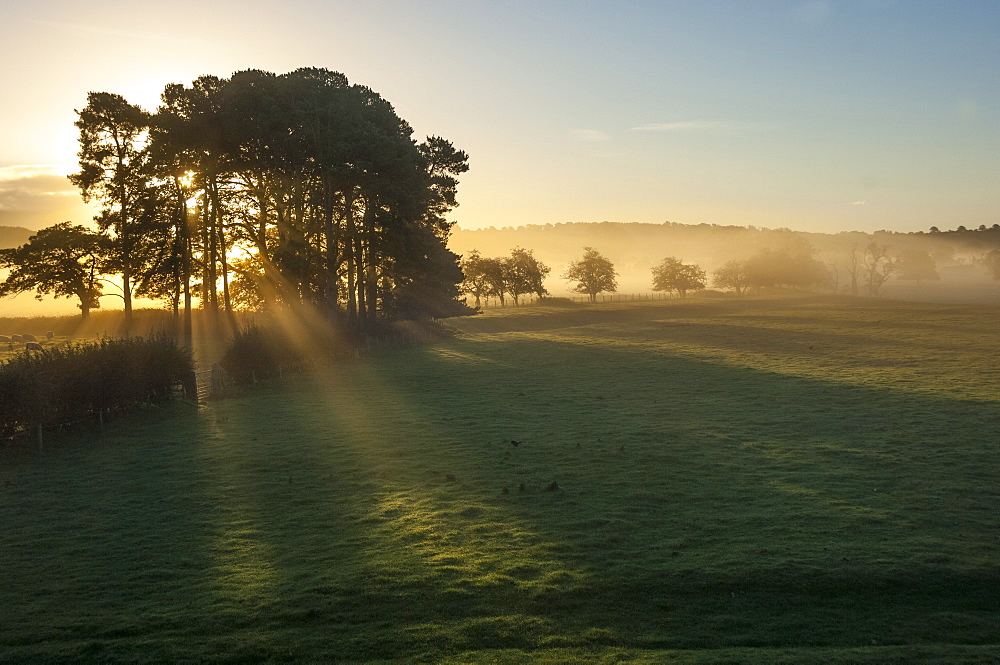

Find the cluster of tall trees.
[
  {"left": 459, "top": 247, "right": 550, "bottom": 307},
  {"left": 1, "top": 68, "right": 471, "bottom": 338}
]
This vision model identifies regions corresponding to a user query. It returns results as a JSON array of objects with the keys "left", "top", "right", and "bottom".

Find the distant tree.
[
  {"left": 459, "top": 249, "right": 492, "bottom": 309},
  {"left": 978, "top": 225, "right": 988, "bottom": 231},
  {"left": 845, "top": 243, "right": 861, "bottom": 295},
  {"left": 929, "top": 226, "right": 940, "bottom": 233},
  {"left": 712, "top": 259, "right": 749, "bottom": 296},
  {"left": 745, "top": 246, "right": 828, "bottom": 292},
  {"left": 0, "top": 223, "right": 107, "bottom": 319},
  {"left": 863, "top": 240, "right": 896, "bottom": 296},
  {"left": 992, "top": 224, "right": 1000, "bottom": 231},
  {"left": 980, "top": 249, "right": 1000, "bottom": 280},
  {"left": 563, "top": 247, "right": 617, "bottom": 303},
  {"left": 651, "top": 256, "right": 706, "bottom": 298},
  {"left": 482, "top": 256, "right": 509, "bottom": 305},
  {"left": 956, "top": 225, "right": 968, "bottom": 232},
  {"left": 895, "top": 249, "right": 940, "bottom": 285},
  {"left": 505, "top": 247, "right": 550, "bottom": 304}
]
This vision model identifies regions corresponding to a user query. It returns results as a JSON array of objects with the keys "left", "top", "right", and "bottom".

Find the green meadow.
[{"left": 1, "top": 296, "right": 998, "bottom": 663}]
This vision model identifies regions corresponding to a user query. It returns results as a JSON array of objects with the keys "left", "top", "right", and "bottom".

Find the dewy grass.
[{"left": 1, "top": 295, "right": 998, "bottom": 663}]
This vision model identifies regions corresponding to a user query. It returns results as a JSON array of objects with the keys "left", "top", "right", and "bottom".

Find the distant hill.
[
  {"left": 0, "top": 225, "right": 32, "bottom": 249},
  {"left": 0, "top": 200, "right": 96, "bottom": 235}
]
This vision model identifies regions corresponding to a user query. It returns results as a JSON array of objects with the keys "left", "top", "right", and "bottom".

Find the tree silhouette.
[
  {"left": 712, "top": 259, "right": 749, "bottom": 296},
  {"left": 505, "top": 247, "right": 550, "bottom": 304},
  {"left": 980, "top": 249, "right": 1000, "bottom": 280},
  {"left": 896, "top": 249, "right": 940, "bottom": 285},
  {"left": 481, "top": 256, "right": 510, "bottom": 305},
  {"left": 744, "top": 246, "right": 828, "bottom": 291},
  {"left": 460, "top": 250, "right": 492, "bottom": 309},
  {"left": 863, "top": 241, "right": 896, "bottom": 296},
  {"left": 69, "top": 92, "right": 151, "bottom": 334},
  {"left": 651, "top": 256, "right": 706, "bottom": 298},
  {"left": 563, "top": 247, "right": 617, "bottom": 302},
  {"left": 65, "top": 68, "right": 474, "bottom": 334},
  {"left": 0, "top": 223, "right": 107, "bottom": 319}
]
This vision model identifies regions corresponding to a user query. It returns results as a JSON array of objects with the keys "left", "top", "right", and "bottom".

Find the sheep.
[
  {"left": 22, "top": 334, "right": 37, "bottom": 342},
  {"left": 11, "top": 334, "right": 22, "bottom": 342},
  {"left": 0, "top": 335, "right": 10, "bottom": 343},
  {"left": 25, "top": 342, "right": 43, "bottom": 351},
  {"left": 45, "top": 331, "right": 54, "bottom": 340}
]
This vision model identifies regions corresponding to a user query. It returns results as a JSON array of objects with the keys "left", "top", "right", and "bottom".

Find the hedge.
[{"left": 0, "top": 335, "right": 193, "bottom": 439}]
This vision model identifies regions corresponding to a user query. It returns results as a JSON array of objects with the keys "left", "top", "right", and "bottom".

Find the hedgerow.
[
  {"left": 0, "top": 335, "right": 193, "bottom": 439},
  {"left": 218, "top": 323, "right": 309, "bottom": 385}
]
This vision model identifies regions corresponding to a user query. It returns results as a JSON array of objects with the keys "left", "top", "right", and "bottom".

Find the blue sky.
[{"left": 0, "top": 0, "right": 997, "bottom": 235}]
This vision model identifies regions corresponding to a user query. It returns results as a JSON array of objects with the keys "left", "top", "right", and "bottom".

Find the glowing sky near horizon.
[{"left": 0, "top": 0, "right": 998, "bottom": 236}]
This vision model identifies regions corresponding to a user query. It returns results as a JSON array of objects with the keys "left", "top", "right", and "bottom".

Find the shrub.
[
  {"left": 0, "top": 335, "right": 193, "bottom": 439},
  {"left": 219, "top": 324, "right": 309, "bottom": 385},
  {"left": 537, "top": 296, "right": 576, "bottom": 306}
]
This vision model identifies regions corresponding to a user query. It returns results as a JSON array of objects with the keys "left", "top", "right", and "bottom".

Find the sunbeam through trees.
[{"left": 51, "top": 68, "right": 472, "bottom": 340}]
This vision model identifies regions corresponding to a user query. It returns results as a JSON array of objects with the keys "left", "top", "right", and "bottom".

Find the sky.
[{"left": 0, "top": 0, "right": 998, "bottom": 241}]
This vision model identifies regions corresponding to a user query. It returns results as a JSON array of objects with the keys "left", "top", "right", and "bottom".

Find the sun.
[{"left": 177, "top": 171, "right": 196, "bottom": 189}]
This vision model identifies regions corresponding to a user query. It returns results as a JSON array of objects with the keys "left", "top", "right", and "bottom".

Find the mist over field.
[
  {"left": 1, "top": 1, "right": 999, "bottom": 661},
  {"left": 450, "top": 222, "right": 1000, "bottom": 305},
  {"left": 3, "top": 295, "right": 998, "bottom": 663}
]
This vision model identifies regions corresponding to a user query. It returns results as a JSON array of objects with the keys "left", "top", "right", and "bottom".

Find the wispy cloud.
[
  {"left": 850, "top": 200, "right": 866, "bottom": 206},
  {"left": 0, "top": 165, "right": 78, "bottom": 212},
  {"left": 570, "top": 129, "right": 610, "bottom": 142},
  {"left": 0, "top": 164, "right": 72, "bottom": 181},
  {"left": 630, "top": 121, "right": 737, "bottom": 132}
]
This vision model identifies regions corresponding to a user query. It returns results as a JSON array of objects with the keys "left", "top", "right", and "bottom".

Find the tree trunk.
[
  {"left": 122, "top": 265, "right": 132, "bottom": 335},
  {"left": 116, "top": 137, "right": 133, "bottom": 336},
  {"left": 345, "top": 197, "right": 358, "bottom": 327},
  {"left": 323, "top": 185, "right": 343, "bottom": 320}
]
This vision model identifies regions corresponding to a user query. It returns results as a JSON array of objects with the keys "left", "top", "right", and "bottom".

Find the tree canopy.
[
  {"left": 651, "top": 256, "right": 706, "bottom": 298},
  {"left": 460, "top": 247, "right": 550, "bottom": 307},
  {"left": 0, "top": 223, "right": 106, "bottom": 318},
  {"left": 563, "top": 247, "right": 617, "bottom": 302},
  {"left": 505, "top": 247, "right": 550, "bottom": 304},
  {"left": 896, "top": 249, "right": 940, "bottom": 284},
  {"left": 743, "top": 246, "right": 828, "bottom": 291},
  {"left": 712, "top": 259, "right": 749, "bottom": 296},
  {"left": 982, "top": 249, "right": 1000, "bottom": 280},
  {"left": 58, "top": 68, "right": 472, "bottom": 337}
]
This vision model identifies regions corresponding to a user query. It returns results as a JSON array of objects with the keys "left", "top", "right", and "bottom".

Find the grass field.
[{"left": 1, "top": 295, "right": 998, "bottom": 663}]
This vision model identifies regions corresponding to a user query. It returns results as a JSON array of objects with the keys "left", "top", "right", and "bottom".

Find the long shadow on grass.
[
  {"left": 530, "top": 320, "right": 999, "bottom": 402},
  {"left": 4, "top": 316, "right": 997, "bottom": 661},
  {"left": 455, "top": 297, "right": 771, "bottom": 334},
  {"left": 0, "top": 404, "right": 241, "bottom": 663},
  {"left": 172, "top": 368, "right": 598, "bottom": 661},
  {"left": 381, "top": 332, "right": 1000, "bottom": 651}
]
